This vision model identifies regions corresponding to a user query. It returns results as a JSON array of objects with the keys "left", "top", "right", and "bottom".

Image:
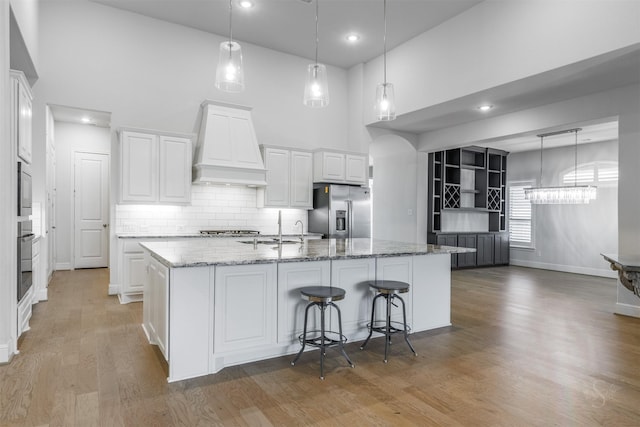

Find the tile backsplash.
[{"left": 115, "top": 185, "right": 308, "bottom": 235}]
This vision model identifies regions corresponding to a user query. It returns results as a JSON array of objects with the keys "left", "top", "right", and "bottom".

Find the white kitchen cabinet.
[
  {"left": 122, "top": 240, "right": 146, "bottom": 300},
  {"left": 214, "top": 264, "right": 277, "bottom": 353},
  {"left": 261, "top": 147, "right": 290, "bottom": 207},
  {"left": 120, "top": 129, "right": 192, "bottom": 204},
  {"left": 375, "top": 256, "right": 413, "bottom": 326},
  {"left": 277, "top": 261, "right": 330, "bottom": 344},
  {"left": 32, "top": 238, "right": 45, "bottom": 303},
  {"left": 259, "top": 146, "right": 313, "bottom": 209},
  {"left": 330, "top": 258, "right": 376, "bottom": 339},
  {"left": 313, "top": 150, "right": 367, "bottom": 185},
  {"left": 290, "top": 150, "right": 313, "bottom": 208},
  {"left": 11, "top": 70, "right": 33, "bottom": 164},
  {"left": 143, "top": 254, "right": 169, "bottom": 360}
]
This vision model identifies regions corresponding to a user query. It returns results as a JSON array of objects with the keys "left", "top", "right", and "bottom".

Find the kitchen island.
[{"left": 140, "top": 238, "right": 473, "bottom": 382}]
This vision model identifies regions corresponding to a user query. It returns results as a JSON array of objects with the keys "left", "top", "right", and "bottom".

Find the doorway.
[{"left": 74, "top": 152, "right": 109, "bottom": 268}]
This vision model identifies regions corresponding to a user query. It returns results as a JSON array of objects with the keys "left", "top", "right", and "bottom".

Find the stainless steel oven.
[
  {"left": 18, "top": 220, "right": 34, "bottom": 302},
  {"left": 18, "top": 161, "right": 32, "bottom": 217}
]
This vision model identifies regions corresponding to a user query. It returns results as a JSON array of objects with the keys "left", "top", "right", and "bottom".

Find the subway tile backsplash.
[{"left": 115, "top": 185, "right": 308, "bottom": 235}]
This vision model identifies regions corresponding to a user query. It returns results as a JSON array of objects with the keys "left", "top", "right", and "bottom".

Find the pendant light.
[
  {"left": 524, "top": 128, "right": 597, "bottom": 204},
  {"left": 215, "top": 0, "right": 245, "bottom": 92},
  {"left": 303, "top": 0, "right": 329, "bottom": 107},
  {"left": 374, "top": 0, "right": 396, "bottom": 121}
]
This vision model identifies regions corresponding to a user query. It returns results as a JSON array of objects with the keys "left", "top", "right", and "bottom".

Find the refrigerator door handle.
[{"left": 347, "top": 200, "right": 353, "bottom": 239}]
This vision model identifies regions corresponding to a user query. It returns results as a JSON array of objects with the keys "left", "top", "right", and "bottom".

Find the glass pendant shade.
[
  {"left": 375, "top": 82, "right": 396, "bottom": 121},
  {"left": 303, "top": 63, "right": 329, "bottom": 107},
  {"left": 524, "top": 186, "right": 597, "bottom": 204},
  {"left": 215, "top": 41, "right": 244, "bottom": 92}
]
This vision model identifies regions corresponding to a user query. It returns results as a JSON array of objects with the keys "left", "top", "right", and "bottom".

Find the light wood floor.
[{"left": 1, "top": 266, "right": 639, "bottom": 426}]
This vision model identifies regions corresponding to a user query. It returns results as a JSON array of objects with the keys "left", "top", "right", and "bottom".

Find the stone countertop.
[
  {"left": 601, "top": 253, "right": 640, "bottom": 272},
  {"left": 116, "top": 233, "right": 323, "bottom": 239},
  {"left": 140, "top": 238, "right": 476, "bottom": 268}
]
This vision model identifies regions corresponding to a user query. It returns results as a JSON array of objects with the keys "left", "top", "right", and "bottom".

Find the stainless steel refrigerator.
[{"left": 308, "top": 184, "right": 371, "bottom": 238}]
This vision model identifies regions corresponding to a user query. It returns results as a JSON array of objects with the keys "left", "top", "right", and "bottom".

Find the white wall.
[
  {"left": 370, "top": 134, "right": 418, "bottom": 243},
  {"left": 508, "top": 141, "right": 618, "bottom": 277},
  {"left": 363, "top": 0, "right": 640, "bottom": 124},
  {"left": 54, "top": 121, "right": 111, "bottom": 269}
]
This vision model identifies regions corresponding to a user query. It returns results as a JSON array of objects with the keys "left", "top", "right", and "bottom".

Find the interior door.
[{"left": 74, "top": 152, "right": 109, "bottom": 269}]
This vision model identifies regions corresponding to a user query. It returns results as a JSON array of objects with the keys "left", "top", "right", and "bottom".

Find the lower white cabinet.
[
  {"left": 214, "top": 264, "right": 277, "bottom": 353},
  {"left": 330, "top": 258, "right": 376, "bottom": 339},
  {"left": 375, "top": 256, "right": 414, "bottom": 327},
  {"left": 119, "top": 239, "right": 146, "bottom": 303},
  {"left": 143, "top": 254, "right": 169, "bottom": 360},
  {"left": 277, "top": 261, "right": 330, "bottom": 344}
]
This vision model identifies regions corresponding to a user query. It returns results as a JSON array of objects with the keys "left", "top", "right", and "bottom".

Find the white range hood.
[{"left": 192, "top": 101, "right": 267, "bottom": 186}]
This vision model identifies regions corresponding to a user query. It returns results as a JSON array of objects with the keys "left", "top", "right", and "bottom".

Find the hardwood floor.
[{"left": 1, "top": 266, "right": 639, "bottom": 426}]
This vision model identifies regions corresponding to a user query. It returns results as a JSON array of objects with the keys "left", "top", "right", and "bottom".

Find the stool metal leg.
[
  {"left": 397, "top": 294, "right": 417, "bottom": 356},
  {"left": 291, "top": 301, "right": 314, "bottom": 366},
  {"left": 360, "top": 293, "right": 382, "bottom": 350},
  {"left": 319, "top": 303, "right": 326, "bottom": 380},
  {"left": 384, "top": 294, "right": 392, "bottom": 363},
  {"left": 329, "top": 302, "right": 354, "bottom": 368}
]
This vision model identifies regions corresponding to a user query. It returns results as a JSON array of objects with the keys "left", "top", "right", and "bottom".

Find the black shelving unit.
[{"left": 428, "top": 146, "right": 509, "bottom": 269}]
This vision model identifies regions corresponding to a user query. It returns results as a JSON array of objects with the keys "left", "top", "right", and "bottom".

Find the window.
[
  {"left": 508, "top": 182, "right": 534, "bottom": 248},
  {"left": 562, "top": 161, "right": 618, "bottom": 186}
]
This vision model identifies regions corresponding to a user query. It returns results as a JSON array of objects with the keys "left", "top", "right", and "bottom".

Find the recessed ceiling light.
[
  {"left": 346, "top": 33, "right": 360, "bottom": 43},
  {"left": 478, "top": 104, "right": 493, "bottom": 112},
  {"left": 81, "top": 116, "right": 91, "bottom": 123},
  {"left": 239, "top": 0, "right": 254, "bottom": 8}
]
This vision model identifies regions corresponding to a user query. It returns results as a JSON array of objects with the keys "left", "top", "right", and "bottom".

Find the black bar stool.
[
  {"left": 291, "top": 286, "right": 354, "bottom": 379},
  {"left": 360, "top": 280, "right": 417, "bottom": 363}
]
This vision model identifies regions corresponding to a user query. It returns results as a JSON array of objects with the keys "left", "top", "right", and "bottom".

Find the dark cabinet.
[
  {"left": 476, "top": 234, "right": 495, "bottom": 266},
  {"left": 494, "top": 232, "right": 510, "bottom": 265},
  {"left": 457, "top": 234, "right": 477, "bottom": 268},
  {"left": 436, "top": 234, "right": 458, "bottom": 268}
]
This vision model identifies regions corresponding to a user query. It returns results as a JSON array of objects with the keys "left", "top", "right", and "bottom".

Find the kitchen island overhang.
[{"left": 140, "top": 238, "right": 474, "bottom": 382}]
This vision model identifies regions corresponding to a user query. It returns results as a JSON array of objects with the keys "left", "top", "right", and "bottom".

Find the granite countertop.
[
  {"left": 140, "top": 238, "right": 475, "bottom": 268},
  {"left": 601, "top": 253, "right": 640, "bottom": 271},
  {"left": 116, "top": 233, "right": 323, "bottom": 239}
]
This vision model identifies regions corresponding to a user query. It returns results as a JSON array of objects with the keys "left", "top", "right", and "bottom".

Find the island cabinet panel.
[
  {"left": 143, "top": 255, "right": 169, "bottom": 361},
  {"left": 330, "top": 258, "right": 376, "bottom": 340},
  {"left": 376, "top": 257, "right": 414, "bottom": 328},
  {"left": 168, "top": 266, "right": 212, "bottom": 382},
  {"left": 214, "top": 264, "right": 277, "bottom": 354},
  {"left": 412, "top": 254, "right": 451, "bottom": 331},
  {"left": 277, "top": 261, "right": 330, "bottom": 344}
]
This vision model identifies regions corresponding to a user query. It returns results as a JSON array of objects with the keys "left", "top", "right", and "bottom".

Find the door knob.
[{"left": 103, "top": 224, "right": 108, "bottom": 228}]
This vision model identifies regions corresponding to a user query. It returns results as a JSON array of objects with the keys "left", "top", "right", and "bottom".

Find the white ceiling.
[
  {"left": 79, "top": 0, "right": 638, "bottom": 151},
  {"left": 91, "top": 0, "right": 483, "bottom": 69},
  {"left": 50, "top": 104, "right": 112, "bottom": 128}
]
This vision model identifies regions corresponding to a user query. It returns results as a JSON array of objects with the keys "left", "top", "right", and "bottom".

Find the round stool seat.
[
  {"left": 299, "top": 286, "right": 346, "bottom": 303},
  {"left": 367, "top": 280, "right": 410, "bottom": 294}
]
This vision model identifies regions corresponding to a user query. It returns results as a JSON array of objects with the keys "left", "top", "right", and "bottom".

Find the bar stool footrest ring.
[
  {"left": 298, "top": 330, "right": 348, "bottom": 348},
  {"left": 367, "top": 320, "right": 412, "bottom": 336}
]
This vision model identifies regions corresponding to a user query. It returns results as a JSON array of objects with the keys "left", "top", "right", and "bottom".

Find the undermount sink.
[{"left": 237, "top": 239, "right": 301, "bottom": 245}]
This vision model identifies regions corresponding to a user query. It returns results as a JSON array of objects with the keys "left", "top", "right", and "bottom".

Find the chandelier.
[{"left": 524, "top": 128, "right": 597, "bottom": 204}]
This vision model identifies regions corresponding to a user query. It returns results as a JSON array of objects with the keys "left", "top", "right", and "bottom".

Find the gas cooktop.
[{"left": 199, "top": 230, "right": 261, "bottom": 235}]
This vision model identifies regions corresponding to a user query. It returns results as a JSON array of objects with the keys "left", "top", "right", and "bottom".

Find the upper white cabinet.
[
  {"left": 259, "top": 146, "right": 313, "bottom": 209},
  {"left": 120, "top": 129, "right": 192, "bottom": 204},
  {"left": 11, "top": 70, "right": 33, "bottom": 164},
  {"left": 313, "top": 150, "right": 367, "bottom": 185}
]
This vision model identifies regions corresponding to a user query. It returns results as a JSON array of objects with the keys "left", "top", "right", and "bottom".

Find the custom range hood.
[{"left": 192, "top": 101, "right": 267, "bottom": 186}]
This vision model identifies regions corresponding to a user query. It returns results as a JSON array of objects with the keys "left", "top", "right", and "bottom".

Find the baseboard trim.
[
  {"left": 35, "top": 288, "right": 48, "bottom": 302},
  {"left": 55, "top": 262, "right": 71, "bottom": 271},
  {"left": 118, "top": 293, "right": 143, "bottom": 304},
  {"left": 0, "top": 340, "right": 16, "bottom": 364},
  {"left": 614, "top": 302, "right": 640, "bottom": 318},
  {"left": 108, "top": 283, "right": 120, "bottom": 296},
  {"left": 509, "top": 259, "right": 616, "bottom": 278}
]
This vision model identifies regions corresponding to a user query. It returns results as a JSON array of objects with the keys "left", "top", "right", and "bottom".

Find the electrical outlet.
[{"left": 407, "top": 209, "right": 413, "bottom": 216}]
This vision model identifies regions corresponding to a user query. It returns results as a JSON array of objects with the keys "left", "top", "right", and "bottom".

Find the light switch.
[{"left": 407, "top": 209, "right": 413, "bottom": 216}]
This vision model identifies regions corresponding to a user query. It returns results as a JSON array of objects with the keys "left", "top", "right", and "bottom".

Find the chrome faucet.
[
  {"left": 278, "top": 210, "right": 283, "bottom": 244},
  {"left": 295, "top": 220, "right": 304, "bottom": 242}
]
